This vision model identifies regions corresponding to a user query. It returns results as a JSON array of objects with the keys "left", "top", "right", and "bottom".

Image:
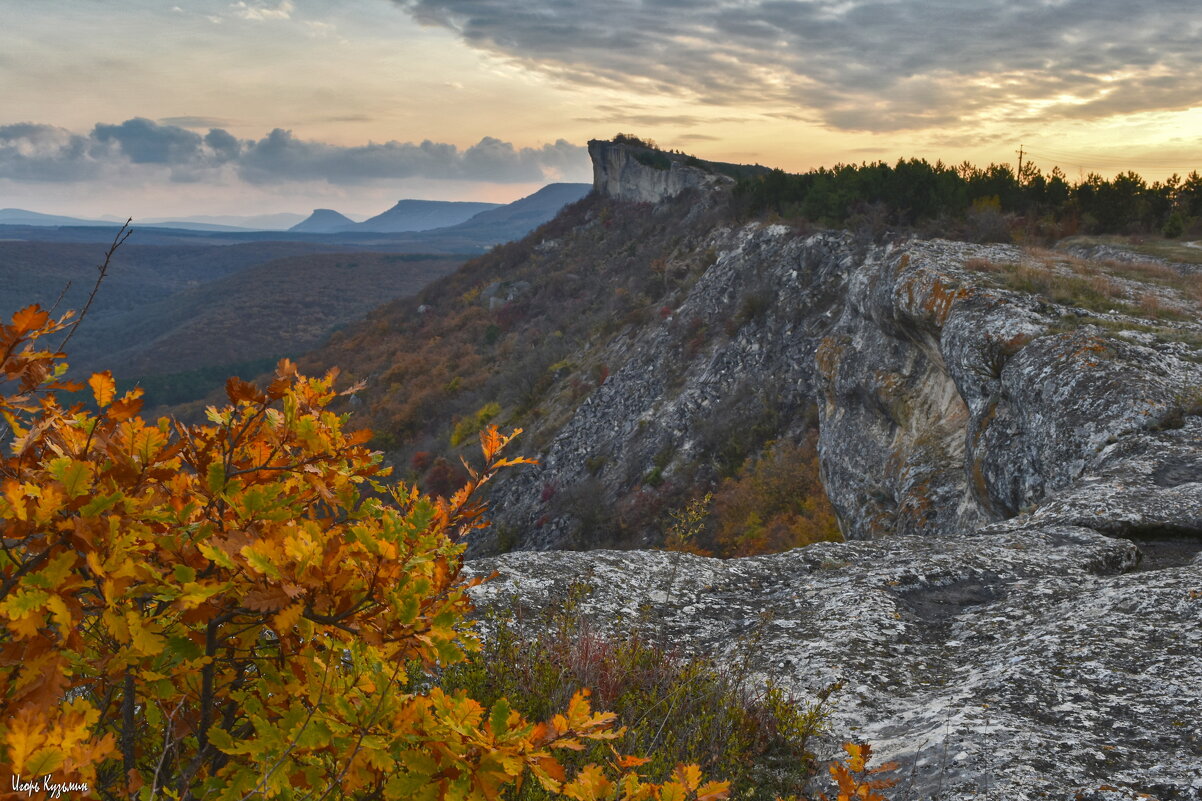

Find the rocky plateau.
[{"left": 457, "top": 142, "right": 1202, "bottom": 799}]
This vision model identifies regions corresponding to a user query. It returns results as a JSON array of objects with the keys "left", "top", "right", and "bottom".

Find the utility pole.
[{"left": 1016, "top": 145, "right": 1025, "bottom": 185}]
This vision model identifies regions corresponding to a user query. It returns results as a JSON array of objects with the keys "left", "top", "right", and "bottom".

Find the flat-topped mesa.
[{"left": 587, "top": 139, "right": 734, "bottom": 204}]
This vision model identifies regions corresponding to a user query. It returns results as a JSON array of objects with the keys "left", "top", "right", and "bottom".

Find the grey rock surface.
[{"left": 466, "top": 530, "right": 1202, "bottom": 800}]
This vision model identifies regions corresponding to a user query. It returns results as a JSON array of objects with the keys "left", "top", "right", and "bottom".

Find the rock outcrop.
[
  {"left": 484, "top": 227, "right": 1202, "bottom": 550},
  {"left": 466, "top": 530, "right": 1202, "bottom": 800},
  {"left": 456, "top": 141, "right": 1202, "bottom": 799},
  {"left": 588, "top": 139, "right": 734, "bottom": 203},
  {"left": 816, "top": 239, "right": 1202, "bottom": 541}
]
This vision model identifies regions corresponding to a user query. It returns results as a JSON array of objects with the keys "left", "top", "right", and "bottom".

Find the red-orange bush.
[{"left": 712, "top": 433, "right": 842, "bottom": 557}]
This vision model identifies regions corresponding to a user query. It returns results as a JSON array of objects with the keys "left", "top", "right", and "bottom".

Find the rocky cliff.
[
  {"left": 588, "top": 139, "right": 735, "bottom": 203},
  {"left": 453, "top": 141, "right": 1202, "bottom": 798},
  {"left": 483, "top": 220, "right": 1202, "bottom": 552}
]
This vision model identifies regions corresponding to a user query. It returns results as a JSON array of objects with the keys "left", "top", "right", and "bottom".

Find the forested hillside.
[
  {"left": 72, "top": 251, "right": 461, "bottom": 391},
  {"left": 0, "top": 239, "right": 461, "bottom": 410}
]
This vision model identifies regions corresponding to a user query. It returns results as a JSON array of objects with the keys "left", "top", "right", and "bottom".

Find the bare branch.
[{"left": 57, "top": 218, "right": 133, "bottom": 354}]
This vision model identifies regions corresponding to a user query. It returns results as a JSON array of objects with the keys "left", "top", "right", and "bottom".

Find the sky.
[{"left": 2, "top": 0, "right": 1200, "bottom": 219}]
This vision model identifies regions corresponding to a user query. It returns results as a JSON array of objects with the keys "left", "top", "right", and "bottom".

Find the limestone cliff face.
[
  {"left": 587, "top": 139, "right": 733, "bottom": 203},
  {"left": 483, "top": 220, "right": 1202, "bottom": 550},
  {"left": 816, "top": 240, "right": 1202, "bottom": 542}
]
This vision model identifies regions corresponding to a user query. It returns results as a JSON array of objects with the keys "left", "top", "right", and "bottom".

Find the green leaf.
[
  {"left": 490, "top": 697, "right": 511, "bottom": 737},
  {"left": 80, "top": 491, "right": 122, "bottom": 517},
  {"left": 24, "top": 746, "right": 66, "bottom": 776},
  {"left": 198, "top": 541, "right": 236, "bottom": 570},
  {"left": 242, "top": 547, "right": 281, "bottom": 579},
  {"left": 294, "top": 719, "right": 333, "bottom": 750},
  {"left": 167, "top": 635, "right": 203, "bottom": 661},
  {"left": 48, "top": 457, "right": 92, "bottom": 498},
  {"left": 207, "top": 462, "right": 226, "bottom": 495},
  {"left": 1, "top": 588, "right": 49, "bottom": 617},
  {"left": 206, "top": 726, "right": 236, "bottom": 754},
  {"left": 173, "top": 564, "right": 197, "bottom": 583}
]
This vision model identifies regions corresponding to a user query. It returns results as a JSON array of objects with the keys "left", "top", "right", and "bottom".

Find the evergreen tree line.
[{"left": 733, "top": 158, "right": 1202, "bottom": 240}]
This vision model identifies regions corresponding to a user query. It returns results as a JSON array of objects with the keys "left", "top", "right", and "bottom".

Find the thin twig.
[
  {"left": 57, "top": 218, "right": 133, "bottom": 354},
  {"left": 901, "top": 737, "right": 927, "bottom": 801},
  {"left": 47, "top": 279, "right": 73, "bottom": 316},
  {"left": 982, "top": 706, "right": 992, "bottom": 800}
]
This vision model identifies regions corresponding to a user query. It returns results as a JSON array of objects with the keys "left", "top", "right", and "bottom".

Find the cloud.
[
  {"left": 392, "top": 0, "right": 1202, "bottom": 133},
  {"left": 230, "top": 0, "right": 295, "bottom": 21},
  {"left": 0, "top": 118, "right": 590, "bottom": 186},
  {"left": 0, "top": 123, "right": 99, "bottom": 182},
  {"left": 92, "top": 118, "right": 208, "bottom": 165}
]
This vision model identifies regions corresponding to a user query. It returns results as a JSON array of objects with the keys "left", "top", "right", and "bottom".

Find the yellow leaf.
[
  {"left": 673, "top": 764, "right": 703, "bottom": 792},
  {"left": 5, "top": 714, "right": 43, "bottom": 773},
  {"left": 272, "top": 602, "right": 304, "bottom": 634},
  {"left": 45, "top": 595, "right": 72, "bottom": 630},
  {"left": 126, "top": 610, "right": 166, "bottom": 657},
  {"left": 844, "top": 742, "right": 867, "bottom": 772},
  {"left": 89, "top": 371, "right": 116, "bottom": 408},
  {"left": 7, "top": 614, "right": 40, "bottom": 639}
]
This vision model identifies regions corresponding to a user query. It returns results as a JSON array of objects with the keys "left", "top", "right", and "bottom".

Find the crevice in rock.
[
  {"left": 1086, "top": 524, "right": 1202, "bottom": 571},
  {"left": 1126, "top": 536, "right": 1202, "bottom": 571}
]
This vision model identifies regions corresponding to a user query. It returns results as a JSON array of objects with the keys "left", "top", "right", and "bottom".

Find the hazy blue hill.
[
  {"left": 0, "top": 208, "right": 110, "bottom": 226},
  {"left": 444, "top": 183, "right": 591, "bottom": 241},
  {"left": 0, "top": 184, "right": 592, "bottom": 250},
  {"left": 138, "top": 221, "right": 260, "bottom": 232},
  {"left": 143, "top": 212, "right": 307, "bottom": 230},
  {"left": 290, "top": 208, "right": 358, "bottom": 233},
  {"left": 357, "top": 199, "right": 501, "bottom": 232}
]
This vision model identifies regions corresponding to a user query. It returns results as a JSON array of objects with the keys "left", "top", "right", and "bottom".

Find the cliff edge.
[{"left": 588, "top": 138, "right": 735, "bottom": 203}]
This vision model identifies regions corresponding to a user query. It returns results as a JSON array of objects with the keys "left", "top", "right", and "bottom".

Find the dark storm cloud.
[
  {"left": 0, "top": 119, "right": 589, "bottom": 185},
  {"left": 393, "top": 0, "right": 1202, "bottom": 132}
]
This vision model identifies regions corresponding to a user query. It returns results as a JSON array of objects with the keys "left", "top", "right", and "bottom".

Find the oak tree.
[{"left": 0, "top": 304, "right": 727, "bottom": 801}]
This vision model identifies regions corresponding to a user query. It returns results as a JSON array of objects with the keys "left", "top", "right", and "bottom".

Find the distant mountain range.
[
  {"left": 0, "top": 181, "right": 594, "bottom": 409},
  {"left": 140, "top": 212, "right": 310, "bottom": 230},
  {"left": 0, "top": 208, "right": 113, "bottom": 227},
  {"left": 0, "top": 183, "right": 593, "bottom": 253},
  {"left": 0, "top": 208, "right": 310, "bottom": 232},
  {"left": 435, "top": 183, "right": 595, "bottom": 239},
  {"left": 292, "top": 200, "right": 502, "bottom": 234}
]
